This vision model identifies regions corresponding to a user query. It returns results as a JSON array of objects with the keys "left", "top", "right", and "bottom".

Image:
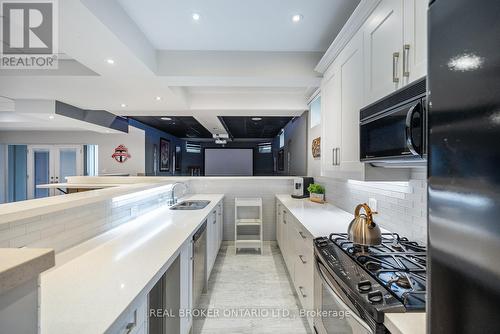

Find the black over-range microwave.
[{"left": 360, "top": 77, "right": 427, "bottom": 165}]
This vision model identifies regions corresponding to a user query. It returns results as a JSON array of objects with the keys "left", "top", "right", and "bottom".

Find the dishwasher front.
[{"left": 192, "top": 220, "right": 207, "bottom": 308}]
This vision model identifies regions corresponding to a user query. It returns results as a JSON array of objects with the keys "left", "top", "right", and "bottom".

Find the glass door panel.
[
  {"left": 32, "top": 148, "right": 51, "bottom": 199},
  {"left": 58, "top": 148, "right": 77, "bottom": 183}
]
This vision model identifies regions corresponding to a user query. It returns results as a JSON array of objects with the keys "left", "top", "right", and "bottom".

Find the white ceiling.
[
  {"left": 118, "top": 0, "right": 360, "bottom": 52},
  {"left": 0, "top": 0, "right": 360, "bottom": 135}
]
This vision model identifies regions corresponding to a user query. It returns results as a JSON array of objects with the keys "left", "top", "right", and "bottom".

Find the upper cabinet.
[
  {"left": 403, "top": 0, "right": 428, "bottom": 84},
  {"left": 363, "top": 0, "right": 404, "bottom": 103},
  {"left": 321, "top": 31, "right": 365, "bottom": 179},
  {"left": 364, "top": 0, "right": 427, "bottom": 104},
  {"left": 318, "top": 0, "right": 426, "bottom": 180}
]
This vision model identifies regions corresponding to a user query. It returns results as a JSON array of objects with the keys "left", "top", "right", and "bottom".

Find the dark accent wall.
[
  {"left": 181, "top": 141, "right": 275, "bottom": 176},
  {"left": 128, "top": 119, "right": 185, "bottom": 176},
  {"left": 272, "top": 111, "right": 308, "bottom": 176}
]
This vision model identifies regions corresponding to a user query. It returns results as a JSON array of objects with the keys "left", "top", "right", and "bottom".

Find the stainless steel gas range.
[{"left": 313, "top": 233, "right": 426, "bottom": 334}]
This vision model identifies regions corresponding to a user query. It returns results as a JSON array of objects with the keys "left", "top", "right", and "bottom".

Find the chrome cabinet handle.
[
  {"left": 403, "top": 44, "right": 410, "bottom": 77},
  {"left": 298, "top": 231, "right": 306, "bottom": 239},
  {"left": 332, "top": 148, "right": 336, "bottom": 166},
  {"left": 392, "top": 52, "right": 400, "bottom": 83},
  {"left": 298, "top": 286, "right": 307, "bottom": 298},
  {"left": 125, "top": 322, "right": 135, "bottom": 334},
  {"left": 299, "top": 255, "right": 307, "bottom": 264},
  {"left": 336, "top": 147, "right": 340, "bottom": 166}
]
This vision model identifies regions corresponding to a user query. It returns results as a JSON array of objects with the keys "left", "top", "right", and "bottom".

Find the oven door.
[
  {"left": 313, "top": 258, "right": 373, "bottom": 334},
  {"left": 360, "top": 99, "right": 426, "bottom": 163}
]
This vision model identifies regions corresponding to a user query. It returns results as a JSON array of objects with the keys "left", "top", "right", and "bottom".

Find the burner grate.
[{"left": 328, "top": 232, "right": 427, "bottom": 309}]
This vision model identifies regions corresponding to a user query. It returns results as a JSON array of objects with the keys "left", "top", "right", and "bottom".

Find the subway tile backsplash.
[
  {"left": 316, "top": 169, "right": 427, "bottom": 244},
  {"left": 0, "top": 173, "right": 427, "bottom": 252},
  {"left": 0, "top": 189, "right": 172, "bottom": 253}
]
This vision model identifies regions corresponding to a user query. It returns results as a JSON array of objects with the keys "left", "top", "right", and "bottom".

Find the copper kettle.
[{"left": 347, "top": 203, "right": 382, "bottom": 246}]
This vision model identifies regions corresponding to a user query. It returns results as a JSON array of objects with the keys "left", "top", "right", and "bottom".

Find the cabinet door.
[
  {"left": 363, "top": 0, "right": 404, "bottom": 104},
  {"left": 403, "top": 0, "right": 427, "bottom": 84},
  {"left": 320, "top": 64, "right": 341, "bottom": 177},
  {"left": 337, "top": 31, "right": 365, "bottom": 179},
  {"left": 207, "top": 212, "right": 217, "bottom": 278},
  {"left": 216, "top": 203, "right": 223, "bottom": 249},
  {"left": 276, "top": 203, "right": 282, "bottom": 248}
]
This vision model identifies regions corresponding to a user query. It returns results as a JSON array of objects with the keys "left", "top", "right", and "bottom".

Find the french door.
[{"left": 27, "top": 145, "right": 83, "bottom": 199}]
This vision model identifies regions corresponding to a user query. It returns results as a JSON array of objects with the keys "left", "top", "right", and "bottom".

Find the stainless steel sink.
[{"left": 169, "top": 200, "right": 211, "bottom": 210}]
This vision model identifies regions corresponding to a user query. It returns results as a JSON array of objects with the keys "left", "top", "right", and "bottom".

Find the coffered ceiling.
[{"left": 0, "top": 0, "right": 360, "bottom": 136}]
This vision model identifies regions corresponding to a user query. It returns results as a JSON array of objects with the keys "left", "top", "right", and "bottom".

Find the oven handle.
[
  {"left": 315, "top": 260, "right": 373, "bottom": 333},
  {"left": 405, "top": 101, "right": 422, "bottom": 156}
]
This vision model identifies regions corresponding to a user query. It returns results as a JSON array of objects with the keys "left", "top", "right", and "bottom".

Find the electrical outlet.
[{"left": 368, "top": 198, "right": 377, "bottom": 212}]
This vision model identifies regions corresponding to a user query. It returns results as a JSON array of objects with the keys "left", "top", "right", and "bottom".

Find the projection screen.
[{"left": 204, "top": 148, "right": 253, "bottom": 176}]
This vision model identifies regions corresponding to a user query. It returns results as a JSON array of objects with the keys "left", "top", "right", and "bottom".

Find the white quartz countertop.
[
  {"left": 275, "top": 194, "right": 355, "bottom": 237},
  {"left": 275, "top": 195, "right": 426, "bottom": 334},
  {"left": 36, "top": 183, "right": 119, "bottom": 189},
  {"left": 0, "top": 248, "right": 54, "bottom": 295},
  {"left": 384, "top": 313, "right": 426, "bottom": 334},
  {"left": 40, "top": 194, "right": 224, "bottom": 334},
  {"left": 0, "top": 182, "right": 173, "bottom": 224}
]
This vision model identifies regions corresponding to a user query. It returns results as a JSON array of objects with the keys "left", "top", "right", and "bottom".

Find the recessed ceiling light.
[
  {"left": 106, "top": 58, "right": 115, "bottom": 65},
  {"left": 192, "top": 13, "right": 200, "bottom": 21},
  {"left": 292, "top": 14, "right": 303, "bottom": 23},
  {"left": 48, "top": 115, "right": 54, "bottom": 120},
  {"left": 120, "top": 103, "right": 127, "bottom": 108},
  {"left": 252, "top": 117, "right": 263, "bottom": 121},
  {"left": 160, "top": 117, "right": 172, "bottom": 121},
  {"left": 155, "top": 96, "right": 162, "bottom": 101}
]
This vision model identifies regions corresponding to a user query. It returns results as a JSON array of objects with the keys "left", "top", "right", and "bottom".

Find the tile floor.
[{"left": 193, "top": 242, "right": 312, "bottom": 334}]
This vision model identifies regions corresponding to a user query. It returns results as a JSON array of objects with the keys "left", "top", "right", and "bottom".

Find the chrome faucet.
[{"left": 168, "top": 182, "right": 187, "bottom": 205}]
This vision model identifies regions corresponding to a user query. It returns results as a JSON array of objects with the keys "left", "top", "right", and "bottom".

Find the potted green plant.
[{"left": 307, "top": 183, "right": 325, "bottom": 203}]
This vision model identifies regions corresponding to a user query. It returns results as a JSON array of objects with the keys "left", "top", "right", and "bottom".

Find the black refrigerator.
[{"left": 428, "top": 0, "right": 500, "bottom": 333}]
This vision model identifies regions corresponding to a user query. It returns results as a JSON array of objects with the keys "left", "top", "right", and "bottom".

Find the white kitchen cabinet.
[
  {"left": 207, "top": 201, "right": 224, "bottom": 281},
  {"left": 321, "top": 31, "right": 365, "bottom": 180},
  {"left": 207, "top": 209, "right": 218, "bottom": 279},
  {"left": 363, "top": 0, "right": 427, "bottom": 104},
  {"left": 277, "top": 203, "right": 314, "bottom": 332},
  {"left": 291, "top": 220, "right": 314, "bottom": 313},
  {"left": 320, "top": 61, "right": 341, "bottom": 177},
  {"left": 215, "top": 203, "right": 223, "bottom": 249},
  {"left": 318, "top": 0, "right": 426, "bottom": 181},
  {"left": 403, "top": 0, "right": 427, "bottom": 84},
  {"left": 276, "top": 202, "right": 283, "bottom": 247},
  {"left": 363, "top": 0, "right": 405, "bottom": 104}
]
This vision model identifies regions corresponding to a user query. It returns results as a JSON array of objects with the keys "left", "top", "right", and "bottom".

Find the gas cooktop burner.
[{"left": 326, "top": 233, "right": 427, "bottom": 310}]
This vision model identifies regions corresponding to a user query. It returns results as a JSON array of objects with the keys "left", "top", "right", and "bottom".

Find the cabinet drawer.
[
  {"left": 108, "top": 295, "right": 147, "bottom": 334},
  {"left": 294, "top": 252, "right": 314, "bottom": 311}
]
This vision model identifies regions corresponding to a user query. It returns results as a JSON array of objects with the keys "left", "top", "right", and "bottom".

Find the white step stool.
[{"left": 234, "top": 197, "right": 263, "bottom": 254}]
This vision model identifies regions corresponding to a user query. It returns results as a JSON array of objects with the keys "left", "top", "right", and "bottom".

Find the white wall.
[
  {"left": 307, "top": 123, "right": 321, "bottom": 177},
  {"left": 0, "top": 126, "right": 145, "bottom": 176},
  {"left": 187, "top": 178, "right": 293, "bottom": 241}
]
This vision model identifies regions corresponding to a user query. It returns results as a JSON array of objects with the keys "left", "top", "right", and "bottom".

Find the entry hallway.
[{"left": 193, "top": 243, "right": 311, "bottom": 334}]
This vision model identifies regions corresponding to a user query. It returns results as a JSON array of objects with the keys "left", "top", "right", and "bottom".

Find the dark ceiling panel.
[
  {"left": 220, "top": 116, "right": 293, "bottom": 138},
  {"left": 130, "top": 116, "right": 213, "bottom": 138}
]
